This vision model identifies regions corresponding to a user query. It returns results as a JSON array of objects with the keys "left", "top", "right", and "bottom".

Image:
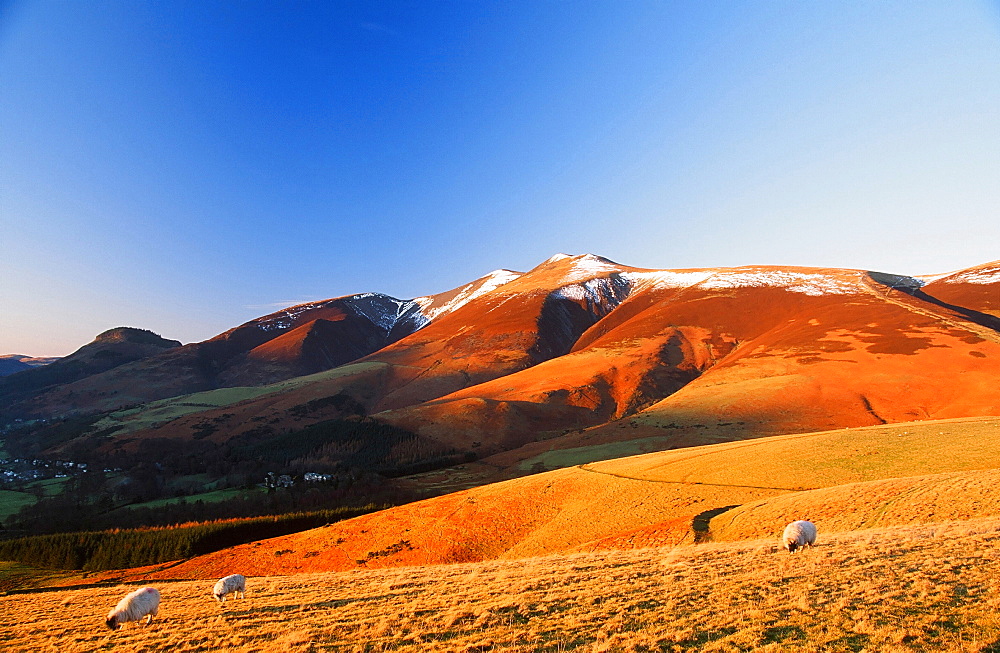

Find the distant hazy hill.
[
  {"left": 0, "top": 354, "right": 60, "bottom": 377},
  {"left": 0, "top": 357, "right": 32, "bottom": 377}
]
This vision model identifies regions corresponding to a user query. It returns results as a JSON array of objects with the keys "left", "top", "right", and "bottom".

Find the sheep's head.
[
  {"left": 213, "top": 592, "right": 223, "bottom": 602},
  {"left": 786, "top": 541, "right": 799, "bottom": 554},
  {"left": 105, "top": 616, "right": 120, "bottom": 630}
]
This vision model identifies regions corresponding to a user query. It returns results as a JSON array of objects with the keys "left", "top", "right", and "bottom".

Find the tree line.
[{"left": 0, "top": 506, "right": 385, "bottom": 571}]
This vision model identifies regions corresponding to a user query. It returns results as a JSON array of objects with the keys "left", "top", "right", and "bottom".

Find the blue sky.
[{"left": 2, "top": 1, "right": 999, "bottom": 356}]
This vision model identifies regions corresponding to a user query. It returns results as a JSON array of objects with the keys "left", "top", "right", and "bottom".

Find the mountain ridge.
[{"left": 4, "top": 255, "right": 999, "bottom": 496}]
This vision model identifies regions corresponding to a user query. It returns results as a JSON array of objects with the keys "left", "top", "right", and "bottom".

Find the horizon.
[{"left": 3, "top": 1, "right": 1000, "bottom": 356}]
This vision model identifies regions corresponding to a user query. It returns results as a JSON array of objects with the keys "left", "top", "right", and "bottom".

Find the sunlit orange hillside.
[
  {"left": 19, "top": 255, "right": 996, "bottom": 492},
  {"left": 102, "top": 416, "right": 1000, "bottom": 581}
]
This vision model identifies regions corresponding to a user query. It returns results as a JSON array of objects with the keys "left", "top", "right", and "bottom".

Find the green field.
[
  {"left": 0, "top": 476, "right": 71, "bottom": 521},
  {"left": 90, "top": 361, "right": 388, "bottom": 436},
  {"left": 90, "top": 386, "right": 289, "bottom": 435},
  {"left": 118, "top": 486, "right": 265, "bottom": 511},
  {"left": 0, "top": 490, "right": 36, "bottom": 521},
  {"left": 515, "top": 436, "right": 676, "bottom": 471}
]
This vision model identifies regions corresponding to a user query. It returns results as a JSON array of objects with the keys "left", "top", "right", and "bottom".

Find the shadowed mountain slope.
[
  {"left": 920, "top": 260, "right": 1000, "bottom": 316},
  {"left": 0, "top": 328, "right": 180, "bottom": 411},
  {"left": 0, "top": 287, "right": 474, "bottom": 420}
]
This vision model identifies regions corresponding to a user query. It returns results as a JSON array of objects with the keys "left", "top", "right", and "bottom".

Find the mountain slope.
[
  {"left": 376, "top": 262, "right": 1000, "bottom": 466},
  {"left": 2, "top": 292, "right": 437, "bottom": 419},
  {"left": 0, "top": 328, "right": 180, "bottom": 414},
  {"left": 0, "top": 357, "right": 32, "bottom": 377},
  {"left": 13, "top": 256, "right": 1000, "bottom": 493},
  {"left": 919, "top": 260, "right": 1000, "bottom": 317}
]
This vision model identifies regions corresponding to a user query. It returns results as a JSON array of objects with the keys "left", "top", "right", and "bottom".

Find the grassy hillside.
[
  {"left": 586, "top": 416, "right": 1000, "bottom": 488},
  {"left": 709, "top": 467, "right": 1000, "bottom": 542},
  {"left": 138, "top": 416, "right": 1000, "bottom": 579},
  {"left": 4, "top": 518, "right": 1000, "bottom": 651},
  {"left": 0, "top": 477, "right": 71, "bottom": 521},
  {"left": 85, "top": 361, "right": 387, "bottom": 438}
]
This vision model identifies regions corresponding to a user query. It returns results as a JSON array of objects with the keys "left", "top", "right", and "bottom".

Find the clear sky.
[{"left": 2, "top": 1, "right": 999, "bottom": 356}]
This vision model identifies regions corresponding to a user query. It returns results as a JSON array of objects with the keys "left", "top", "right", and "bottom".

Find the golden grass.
[
  {"left": 6, "top": 517, "right": 1000, "bottom": 652},
  {"left": 589, "top": 416, "right": 1000, "bottom": 489},
  {"left": 150, "top": 461, "right": 783, "bottom": 579},
  {"left": 710, "top": 467, "right": 1000, "bottom": 542}
]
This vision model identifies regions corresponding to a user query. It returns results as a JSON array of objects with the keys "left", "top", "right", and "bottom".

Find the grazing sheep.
[
  {"left": 106, "top": 587, "right": 160, "bottom": 630},
  {"left": 782, "top": 520, "right": 817, "bottom": 553},
  {"left": 213, "top": 574, "right": 246, "bottom": 603}
]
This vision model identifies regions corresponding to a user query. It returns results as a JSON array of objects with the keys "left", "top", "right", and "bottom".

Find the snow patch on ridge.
[
  {"left": 625, "top": 269, "right": 861, "bottom": 295},
  {"left": 561, "top": 255, "right": 623, "bottom": 283},
  {"left": 414, "top": 269, "right": 522, "bottom": 321},
  {"left": 252, "top": 294, "right": 427, "bottom": 336},
  {"left": 254, "top": 299, "right": 343, "bottom": 332},
  {"left": 623, "top": 270, "right": 714, "bottom": 291},
  {"left": 553, "top": 275, "right": 631, "bottom": 310},
  {"left": 942, "top": 267, "right": 1000, "bottom": 285},
  {"left": 698, "top": 270, "right": 861, "bottom": 295}
]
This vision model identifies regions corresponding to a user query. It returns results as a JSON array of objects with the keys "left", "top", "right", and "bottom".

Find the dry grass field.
[
  {"left": 5, "top": 517, "right": 1000, "bottom": 652},
  {"left": 709, "top": 467, "right": 1000, "bottom": 542},
  {"left": 123, "top": 417, "right": 1000, "bottom": 580}
]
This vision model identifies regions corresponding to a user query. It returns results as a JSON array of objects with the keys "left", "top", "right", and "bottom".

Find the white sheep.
[
  {"left": 782, "top": 520, "right": 817, "bottom": 553},
  {"left": 213, "top": 574, "right": 246, "bottom": 603},
  {"left": 105, "top": 587, "right": 160, "bottom": 630}
]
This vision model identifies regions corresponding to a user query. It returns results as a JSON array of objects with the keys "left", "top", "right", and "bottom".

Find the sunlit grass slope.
[
  {"left": 586, "top": 416, "right": 1000, "bottom": 488},
  {"left": 4, "top": 518, "right": 1000, "bottom": 652},
  {"left": 141, "top": 416, "right": 1000, "bottom": 579},
  {"left": 709, "top": 467, "right": 1000, "bottom": 543}
]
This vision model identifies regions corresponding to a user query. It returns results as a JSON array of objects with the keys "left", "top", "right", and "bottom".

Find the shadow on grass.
[
  {"left": 667, "top": 627, "right": 738, "bottom": 648},
  {"left": 762, "top": 624, "right": 805, "bottom": 644},
  {"left": 692, "top": 504, "right": 741, "bottom": 543}
]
